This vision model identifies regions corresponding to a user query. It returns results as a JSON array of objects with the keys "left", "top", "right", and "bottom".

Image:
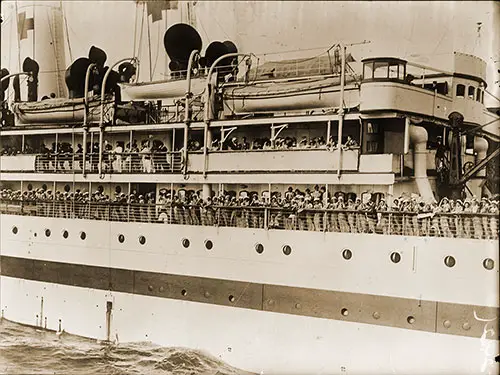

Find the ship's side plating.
[
  {"left": 1, "top": 17, "right": 499, "bottom": 375},
  {"left": 1, "top": 214, "right": 498, "bottom": 374}
]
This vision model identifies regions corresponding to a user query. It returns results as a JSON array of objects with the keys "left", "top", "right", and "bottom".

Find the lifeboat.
[
  {"left": 222, "top": 75, "right": 360, "bottom": 115},
  {"left": 119, "top": 77, "right": 206, "bottom": 101},
  {"left": 11, "top": 95, "right": 114, "bottom": 125}
]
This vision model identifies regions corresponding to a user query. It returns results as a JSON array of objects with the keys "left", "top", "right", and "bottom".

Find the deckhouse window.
[
  {"left": 398, "top": 63, "right": 405, "bottom": 80},
  {"left": 476, "top": 89, "right": 481, "bottom": 102},
  {"left": 389, "top": 64, "right": 399, "bottom": 79},
  {"left": 456, "top": 84, "right": 465, "bottom": 97},
  {"left": 468, "top": 86, "right": 475, "bottom": 99},
  {"left": 481, "top": 90, "right": 484, "bottom": 104},
  {"left": 363, "top": 63, "right": 373, "bottom": 80},
  {"left": 373, "top": 62, "right": 388, "bottom": 79}
]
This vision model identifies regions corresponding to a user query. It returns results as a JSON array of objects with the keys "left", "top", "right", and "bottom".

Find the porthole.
[
  {"left": 342, "top": 249, "right": 352, "bottom": 260},
  {"left": 62, "top": 230, "right": 69, "bottom": 239},
  {"left": 407, "top": 316, "right": 416, "bottom": 325},
  {"left": 118, "top": 234, "right": 125, "bottom": 243},
  {"left": 42, "top": 184, "right": 47, "bottom": 191},
  {"left": 80, "top": 231, "right": 86, "bottom": 240},
  {"left": 483, "top": 258, "right": 494, "bottom": 270},
  {"left": 205, "top": 239, "right": 213, "bottom": 250},
  {"left": 148, "top": 285, "right": 153, "bottom": 292},
  {"left": 181, "top": 289, "right": 187, "bottom": 296},
  {"left": 45, "top": 229, "right": 51, "bottom": 237},
  {"left": 228, "top": 295, "right": 236, "bottom": 303},
  {"left": 139, "top": 235, "right": 146, "bottom": 245},
  {"left": 341, "top": 308, "right": 349, "bottom": 317},
  {"left": 443, "top": 320, "right": 451, "bottom": 329},
  {"left": 182, "top": 238, "right": 190, "bottom": 248},
  {"left": 12, "top": 226, "right": 18, "bottom": 234},
  {"left": 64, "top": 184, "right": 70, "bottom": 193},
  {"left": 27, "top": 184, "right": 33, "bottom": 191},
  {"left": 390, "top": 252, "right": 401, "bottom": 263},
  {"left": 255, "top": 243, "right": 264, "bottom": 254},
  {"left": 444, "top": 255, "right": 456, "bottom": 268},
  {"left": 282, "top": 245, "right": 292, "bottom": 256},
  {"left": 372, "top": 312, "right": 381, "bottom": 320}
]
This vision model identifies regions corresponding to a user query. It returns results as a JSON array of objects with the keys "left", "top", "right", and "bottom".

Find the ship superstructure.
[{"left": 0, "top": 6, "right": 499, "bottom": 374}]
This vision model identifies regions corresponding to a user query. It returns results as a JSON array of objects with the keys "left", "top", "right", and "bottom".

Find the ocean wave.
[{"left": 0, "top": 320, "right": 249, "bottom": 375}]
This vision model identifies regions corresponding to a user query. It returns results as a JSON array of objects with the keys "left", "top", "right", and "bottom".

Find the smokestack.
[{"left": 17, "top": 1, "right": 67, "bottom": 98}]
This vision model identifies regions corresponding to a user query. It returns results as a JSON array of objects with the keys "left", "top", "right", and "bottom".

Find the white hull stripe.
[{"left": 1, "top": 255, "right": 498, "bottom": 340}]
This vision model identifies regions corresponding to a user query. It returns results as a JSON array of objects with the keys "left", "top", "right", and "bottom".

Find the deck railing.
[
  {"left": 1, "top": 199, "right": 498, "bottom": 240},
  {"left": 33, "top": 152, "right": 183, "bottom": 173}
]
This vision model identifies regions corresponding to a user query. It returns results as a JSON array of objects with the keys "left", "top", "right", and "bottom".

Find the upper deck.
[{"left": 0, "top": 50, "right": 497, "bottom": 198}]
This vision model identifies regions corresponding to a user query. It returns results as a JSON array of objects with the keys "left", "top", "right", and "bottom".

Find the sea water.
[{"left": 0, "top": 319, "right": 249, "bottom": 375}]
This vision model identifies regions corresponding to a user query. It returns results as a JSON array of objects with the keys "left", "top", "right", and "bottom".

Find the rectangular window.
[
  {"left": 456, "top": 84, "right": 465, "bottom": 97},
  {"left": 363, "top": 63, "right": 374, "bottom": 80},
  {"left": 389, "top": 64, "right": 399, "bottom": 79},
  {"left": 367, "top": 122, "right": 379, "bottom": 134},
  {"left": 399, "top": 64, "right": 405, "bottom": 80},
  {"left": 476, "top": 89, "right": 481, "bottom": 102},
  {"left": 367, "top": 141, "right": 379, "bottom": 153},
  {"left": 468, "top": 86, "right": 475, "bottom": 99},
  {"left": 373, "top": 62, "right": 388, "bottom": 79}
]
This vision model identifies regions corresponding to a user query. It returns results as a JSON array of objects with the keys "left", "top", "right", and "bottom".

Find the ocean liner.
[{"left": 1, "top": 1, "right": 499, "bottom": 374}]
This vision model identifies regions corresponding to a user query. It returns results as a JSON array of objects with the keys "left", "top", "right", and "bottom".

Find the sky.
[{"left": 1, "top": 1, "right": 499, "bottom": 105}]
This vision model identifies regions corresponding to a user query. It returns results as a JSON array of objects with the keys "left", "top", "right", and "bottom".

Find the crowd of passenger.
[
  {"left": 1, "top": 185, "right": 498, "bottom": 240},
  {"left": 191, "top": 135, "right": 359, "bottom": 152},
  {"left": 27, "top": 139, "right": 179, "bottom": 173},
  {"left": 3, "top": 134, "right": 359, "bottom": 170},
  {"left": 0, "top": 134, "right": 360, "bottom": 174}
]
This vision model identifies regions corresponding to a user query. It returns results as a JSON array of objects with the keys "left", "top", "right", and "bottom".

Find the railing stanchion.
[{"left": 264, "top": 208, "right": 268, "bottom": 230}]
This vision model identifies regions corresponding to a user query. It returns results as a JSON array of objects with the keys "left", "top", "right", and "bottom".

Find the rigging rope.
[
  {"left": 14, "top": 0, "right": 21, "bottom": 72},
  {"left": 146, "top": 2, "right": 153, "bottom": 81},
  {"left": 136, "top": 3, "right": 145, "bottom": 75},
  {"left": 146, "top": 7, "right": 153, "bottom": 81},
  {"left": 63, "top": 12, "right": 73, "bottom": 62},
  {"left": 151, "top": 20, "right": 161, "bottom": 78},
  {"left": 484, "top": 89, "right": 500, "bottom": 104},
  {"left": 132, "top": 1, "right": 138, "bottom": 58}
]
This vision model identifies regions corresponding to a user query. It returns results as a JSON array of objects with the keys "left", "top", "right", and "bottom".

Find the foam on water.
[{"left": 0, "top": 320, "right": 251, "bottom": 375}]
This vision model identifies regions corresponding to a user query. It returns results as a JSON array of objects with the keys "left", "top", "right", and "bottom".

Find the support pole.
[
  {"left": 183, "top": 50, "right": 200, "bottom": 176},
  {"left": 404, "top": 117, "right": 410, "bottom": 154},
  {"left": 82, "top": 63, "right": 96, "bottom": 177},
  {"left": 98, "top": 57, "right": 137, "bottom": 176},
  {"left": 203, "top": 53, "right": 252, "bottom": 178},
  {"left": 0, "top": 72, "right": 31, "bottom": 84},
  {"left": 337, "top": 44, "right": 346, "bottom": 178},
  {"left": 448, "top": 112, "right": 464, "bottom": 200}
]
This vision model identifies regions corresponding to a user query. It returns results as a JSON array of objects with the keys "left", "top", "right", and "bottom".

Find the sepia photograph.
[{"left": 0, "top": 0, "right": 499, "bottom": 374}]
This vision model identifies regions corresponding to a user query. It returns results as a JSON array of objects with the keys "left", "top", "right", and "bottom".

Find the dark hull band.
[{"left": 0, "top": 255, "right": 498, "bottom": 340}]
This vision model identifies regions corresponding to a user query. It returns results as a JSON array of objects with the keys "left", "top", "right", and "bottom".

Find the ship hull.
[
  {"left": 1, "top": 214, "right": 499, "bottom": 374},
  {"left": 1, "top": 276, "right": 498, "bottom": 375}
]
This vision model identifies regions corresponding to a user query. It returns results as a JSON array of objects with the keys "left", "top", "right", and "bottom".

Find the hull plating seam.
[{"left": 1, "top": 255, "right": 498, "bottom": 340}]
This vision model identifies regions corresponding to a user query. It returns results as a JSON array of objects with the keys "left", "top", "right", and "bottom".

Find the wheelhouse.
[{"left": 361, "top": 57, "right": 407, "bottom": 82}]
